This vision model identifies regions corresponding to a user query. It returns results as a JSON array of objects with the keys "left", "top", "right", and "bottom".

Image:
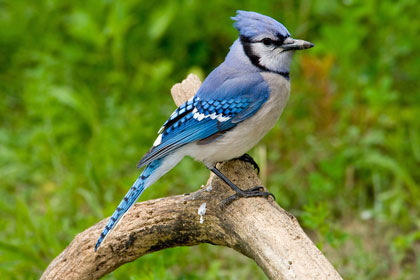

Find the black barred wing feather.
[{"left": 137, "top": 96, "right": 265, "bottom": 168}]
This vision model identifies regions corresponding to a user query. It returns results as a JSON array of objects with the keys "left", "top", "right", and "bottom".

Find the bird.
[{"left": 95, "top": 10, "right": 314, "bottom": 251}]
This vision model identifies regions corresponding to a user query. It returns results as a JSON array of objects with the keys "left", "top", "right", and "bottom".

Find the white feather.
[
  {"left": 153, "top": 134, "right": 162, "bottom": 146},
  {"left": 217, "top": 115, "right": 230, "bottom": 122}
]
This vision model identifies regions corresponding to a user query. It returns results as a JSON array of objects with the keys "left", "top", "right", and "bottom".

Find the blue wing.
[{"left": 138, "top": 73, "right": 270, "bottom": 168}]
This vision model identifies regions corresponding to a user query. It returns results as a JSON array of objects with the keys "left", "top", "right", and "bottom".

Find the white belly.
[{"left": 185, "top": 72, "right": 290, "bottom": 166}]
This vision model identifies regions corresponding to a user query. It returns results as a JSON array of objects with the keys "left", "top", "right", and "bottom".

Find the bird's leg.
[
  {"left": 235, "top": 153, "right": 260, "bottom": 174},
  {"left": 209, "top": 166, "right": 275, "bottom": 208}
]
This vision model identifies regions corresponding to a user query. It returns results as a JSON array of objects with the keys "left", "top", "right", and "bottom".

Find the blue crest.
[{"left": 231, "top": 10, "right": 290, "bottom": 39}]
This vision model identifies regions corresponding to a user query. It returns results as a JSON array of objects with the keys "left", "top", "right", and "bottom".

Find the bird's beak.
[{"left": 281, "top": 37, "right": 314, "bottom": 51}]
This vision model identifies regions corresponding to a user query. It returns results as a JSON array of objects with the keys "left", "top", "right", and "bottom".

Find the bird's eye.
[{"left": 262, "top": 38, "right": 273, "bottom": 46}]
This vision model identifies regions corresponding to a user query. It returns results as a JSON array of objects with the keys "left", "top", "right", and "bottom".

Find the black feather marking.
[
  {"left": 160, "top": 97, "right": 197, "bottom": 135},
  {"left": 240, "top": 35, "right": 290, "bottom": 79}
]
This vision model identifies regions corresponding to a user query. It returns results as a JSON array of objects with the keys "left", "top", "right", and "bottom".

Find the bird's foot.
[
  {"left": 236, "top": 153, "right": 260, "bottom": 174},
  {"left": 221, "top": 186, "right": 275, "bottom": 209}
]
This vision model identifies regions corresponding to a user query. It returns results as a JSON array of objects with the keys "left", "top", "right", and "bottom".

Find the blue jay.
[{"left": 95, "top": 10, "right": 313, "bottom": 251}]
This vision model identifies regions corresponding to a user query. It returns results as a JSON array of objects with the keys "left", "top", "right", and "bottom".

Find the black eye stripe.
[
  {"left": 240, "top": 35, "right": 288, "bottom": 46},
  {"left": 260, "top": 38, "right": 285, "bottom": 46}
]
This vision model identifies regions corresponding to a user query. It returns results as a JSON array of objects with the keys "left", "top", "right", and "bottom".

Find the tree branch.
[{"left": 41, "top": 74, "right": 342, "bottom": 280}]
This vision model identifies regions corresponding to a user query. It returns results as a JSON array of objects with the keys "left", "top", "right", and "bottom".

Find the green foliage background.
[{"left": 1, "top": 0, "right": 420, "bottom": 279}]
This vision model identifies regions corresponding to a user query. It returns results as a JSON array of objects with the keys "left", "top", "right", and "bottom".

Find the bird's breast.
[{"left": 249, "top": 72, "right": 291, "bottom": 129}]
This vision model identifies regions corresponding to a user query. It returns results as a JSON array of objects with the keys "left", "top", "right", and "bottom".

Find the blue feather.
[
  {"left": 136, "top": 73, "right": 270, "bottom": 168},
  {"left": 231, "top": 10, "right": 290, "bottom": 39},
  {"left": 95, "top": 158, "right": 164, "bottom": 251}
]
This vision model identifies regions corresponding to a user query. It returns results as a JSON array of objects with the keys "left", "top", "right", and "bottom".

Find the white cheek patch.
[{"left": 252, "top": 43, "right": 292, "bottom": 73}]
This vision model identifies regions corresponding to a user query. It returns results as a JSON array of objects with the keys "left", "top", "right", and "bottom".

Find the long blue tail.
[{"left": 95, "top": 158, "right": 163, "bottom": 251}]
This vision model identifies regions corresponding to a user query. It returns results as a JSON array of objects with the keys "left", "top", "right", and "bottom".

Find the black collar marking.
[{"left": 240, "top": 35, "right": 290, "bottom": 80}]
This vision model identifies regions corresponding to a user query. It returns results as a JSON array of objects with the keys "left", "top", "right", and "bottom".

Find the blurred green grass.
[{"left": 1, "top": 0, "right": 420, "bottom": 279}]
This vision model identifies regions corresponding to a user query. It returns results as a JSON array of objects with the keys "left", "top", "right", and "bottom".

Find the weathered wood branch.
[{"left": 42, "top": 74, "right": 342, "bottom": 280}]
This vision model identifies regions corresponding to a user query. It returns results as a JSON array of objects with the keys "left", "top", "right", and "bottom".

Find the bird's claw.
[
  {"left": 220, "top": 186, "right": 275, "bottom": 209},
  {"left": 236, "top": 153, "right": 260, "bottom": 174}
]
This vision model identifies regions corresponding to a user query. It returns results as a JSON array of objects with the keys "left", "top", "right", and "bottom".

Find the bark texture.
[{"left": 42, "top": 74, "right": 342, "bottom": 280}]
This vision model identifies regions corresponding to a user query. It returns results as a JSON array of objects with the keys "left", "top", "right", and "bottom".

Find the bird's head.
[{"left": 232, "top": 10, "right": 314, "bottom": 74}]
